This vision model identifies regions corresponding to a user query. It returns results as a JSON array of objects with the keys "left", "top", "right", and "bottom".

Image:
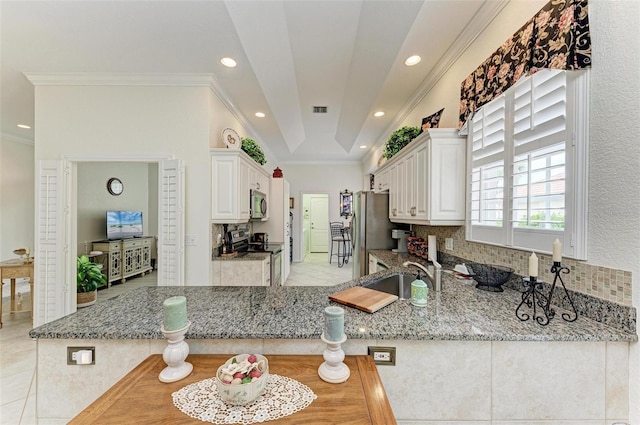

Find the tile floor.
[{"left": 0, "top": 253, "right": 352, "bottom": 424}]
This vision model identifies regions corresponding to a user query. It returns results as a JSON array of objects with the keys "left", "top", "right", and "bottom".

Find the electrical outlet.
[
  {"left": 368, "top": 346, "right": 396, "bottom": 366},
  {"left": 445, "top": 238, "right": 454, "bottom": 250},
  {"left": 67, "top": 346, "right": 95, "bottom": 365}
]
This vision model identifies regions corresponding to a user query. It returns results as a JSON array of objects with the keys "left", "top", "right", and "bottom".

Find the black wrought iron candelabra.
[
  {"left": 546, "top": 262, "right": 578, "bottom": 323},
  {"left": 516, "top": 277, "right": 551, "bottom": 325},
  {"left": 516, "top": 262, "right": 578, "bottom": 326}
]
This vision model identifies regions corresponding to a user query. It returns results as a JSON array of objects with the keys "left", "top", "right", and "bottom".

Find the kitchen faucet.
[{"left": 403, "top": 259, "right": 442, "bottom": 292}]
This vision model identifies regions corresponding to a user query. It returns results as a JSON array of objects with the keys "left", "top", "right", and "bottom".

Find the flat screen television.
[{"left": 106, "top": 211, "right": 143, "bottom": 240}]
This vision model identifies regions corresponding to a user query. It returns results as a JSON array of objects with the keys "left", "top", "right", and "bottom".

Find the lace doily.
[{"left": 172, "top": 374, "right": 317, "bottom": 424}]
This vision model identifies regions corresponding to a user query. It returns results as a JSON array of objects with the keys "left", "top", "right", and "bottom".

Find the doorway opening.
[
  {"left": 77, "top": 161, "right": 159, "bottom": 292},
  {"left": 301, "top": 193, "right": 329, "bottom": 262},
  {"left": 34, "top": 155, "right": 184, "bottom": 327}
]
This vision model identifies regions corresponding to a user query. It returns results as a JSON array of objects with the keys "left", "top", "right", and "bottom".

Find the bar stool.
[
  {"left": 329, "top": 222, "right": 347, "bottom": 267},
  {"left": 342, "top": 226, "right": 352, "bottom": 261}
]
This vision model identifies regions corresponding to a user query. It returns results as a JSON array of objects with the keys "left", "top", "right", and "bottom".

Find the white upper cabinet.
[
  {"left": 378, "top": 129, "right": 466, "bottom": 226},
  {"left": 249, "top": 167, "right": 270, "bottom": 194},
  {"left": 211, "top": 149, "right": 270, "bottom": 224},
  {"left": 373, "top": 167, "right": 390, "bottom": 193}
]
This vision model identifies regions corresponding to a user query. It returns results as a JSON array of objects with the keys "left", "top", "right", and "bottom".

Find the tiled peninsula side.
[{"left": 31, "top": 262, "right": 636, "bottom": 424}]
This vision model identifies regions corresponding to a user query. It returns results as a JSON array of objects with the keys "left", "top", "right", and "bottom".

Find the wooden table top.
[
  {"left": 70, "top": 354, "right": 396, "bottom": 425},
  {"left": 0, "top": 258, "right": 33, "bottom": 268}
]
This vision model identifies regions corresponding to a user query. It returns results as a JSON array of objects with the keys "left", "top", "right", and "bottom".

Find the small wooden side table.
[
  {"left": 0, "top": 258, "right": 34, "bottom": 328},
  {"left": 70, "top": 354, "right": 397, "bottom": 424}
]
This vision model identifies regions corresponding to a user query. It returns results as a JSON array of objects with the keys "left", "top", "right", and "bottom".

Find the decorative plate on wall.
[{"left": 222, "top": 128, "right": 241, "bottom": 150}]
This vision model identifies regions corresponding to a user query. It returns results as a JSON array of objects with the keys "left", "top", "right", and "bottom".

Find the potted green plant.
[
  {"left": 241, "top": 137, "right": 267, "bottom": 165},
  {"left": 383, "top": 126, "right": 421, "bottom": 159},
  {"left": 77, "top": 254, "right": 106, "bottom": 308}
]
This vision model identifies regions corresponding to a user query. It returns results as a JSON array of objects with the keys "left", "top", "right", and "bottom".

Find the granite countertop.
[
  {"left": 30, "top": 252, "right": 637, "bottom": 342},
  {"left": 212, "top": 251, "right": 271, "bottom": 261}
]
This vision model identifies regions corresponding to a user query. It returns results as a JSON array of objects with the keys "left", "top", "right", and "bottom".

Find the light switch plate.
[{"left": 185, "top": 234, "right": 197, "bottom": 246}]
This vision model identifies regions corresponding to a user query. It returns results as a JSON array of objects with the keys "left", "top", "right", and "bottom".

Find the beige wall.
[
  {"left": 0, "top": 137, "right": 34, "bottom": 261},
  {"left": 367, "top": 1, "right": 640, "bottom": 421},
  {"left": 278, "top": 163, "right": 363, "bottom": 262},
  {"left": 76, "top": 162, "right": 155, "bottom": 255},
  {"left": 34, "top": 84, "right": 214, "bottom": 286}
]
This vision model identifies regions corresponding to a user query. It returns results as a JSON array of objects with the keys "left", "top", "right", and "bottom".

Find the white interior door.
[{"left": 309, "top": 195, "right": 329, "bottom": 253}]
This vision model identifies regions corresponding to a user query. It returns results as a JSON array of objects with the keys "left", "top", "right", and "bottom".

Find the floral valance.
[{"left": 459, "top": 0, "right": 591, "bottom": 127}]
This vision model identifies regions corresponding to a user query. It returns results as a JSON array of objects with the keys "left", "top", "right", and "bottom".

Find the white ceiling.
[{"left": 1, "top": 0, "right": 504, "bottom": 164}]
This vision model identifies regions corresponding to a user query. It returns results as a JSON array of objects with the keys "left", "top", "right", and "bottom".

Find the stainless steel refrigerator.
[{"left": 351, "top": 191, "right": 398, "bottom": 279}]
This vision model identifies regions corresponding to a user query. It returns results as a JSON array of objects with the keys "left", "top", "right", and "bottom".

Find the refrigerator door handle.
[{"left": 351, "top": 215, "right": 357, "bottom": 249}]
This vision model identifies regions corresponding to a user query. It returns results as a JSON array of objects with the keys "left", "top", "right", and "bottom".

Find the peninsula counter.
[{"left": 30, "top": 254, "right": 636, "bottom": 424}]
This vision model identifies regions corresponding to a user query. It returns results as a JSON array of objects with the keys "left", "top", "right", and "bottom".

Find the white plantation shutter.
[
  {"left": 511, "top": 70, "right": 568, "bottom": 252},
  {"left": 513, "top": 70, "right": 567, "bottom": 152},
  {"left": 471, "top": 95, "right": 506, "bottom": 167},
  {"left": 467, "top": 95, "right": 506, "bottom": 245},
  {"left": 34, "top": 160, "right": 71, "bottom": 325},
  {"left": 466, "top": 69, "right": 588, "bottom": 259},
  {"left": 158, "top": 159, "right": 185, "bottom": 286}
]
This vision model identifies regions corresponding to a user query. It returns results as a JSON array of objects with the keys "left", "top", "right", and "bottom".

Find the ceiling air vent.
[{"left": 312, "top": 106, "right": 328, "bottom": 113}]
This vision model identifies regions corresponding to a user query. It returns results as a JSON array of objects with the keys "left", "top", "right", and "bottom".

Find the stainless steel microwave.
[{"left": 250, "top": 189, "right": 268, "bottom": 220}]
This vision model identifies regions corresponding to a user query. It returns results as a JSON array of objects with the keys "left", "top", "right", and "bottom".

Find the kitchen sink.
[{"left": 363, "top": 272, "right": 430, "bottom": 300}]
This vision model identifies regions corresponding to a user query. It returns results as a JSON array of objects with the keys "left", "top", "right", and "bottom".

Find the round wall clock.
[{"left": 107, "top": 177, "right": 124, "bottom": 196}]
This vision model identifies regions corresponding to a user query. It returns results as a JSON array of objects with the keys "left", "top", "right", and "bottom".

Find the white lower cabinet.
[{"left": 212, "top": 256, "right": 270, "bottom": 286}]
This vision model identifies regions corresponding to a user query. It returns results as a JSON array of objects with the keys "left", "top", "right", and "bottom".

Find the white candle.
[
  {"left": 324, "top": 306, "right": 345, "bottom": 342},
  {"left": 552, "top": 238, "right": 562, "bottom": 263},
  {"left": 528, "top": 252, "right": 538, "bottom": 278},
  {"left": 163, "top": 296, "right": 188, "bottom": 331}
]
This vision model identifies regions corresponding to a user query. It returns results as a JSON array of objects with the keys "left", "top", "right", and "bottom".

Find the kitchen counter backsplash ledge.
[
  {"left": 30, "top": 264, "right": 636, "bottom": 342},
  {"left": 372, "top": 250, "right": 637, "bottom": 334}
]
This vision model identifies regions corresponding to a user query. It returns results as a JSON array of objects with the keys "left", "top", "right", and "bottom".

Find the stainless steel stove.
[{"left": 228, "top": 230, "right": 283, "bottom": 285}]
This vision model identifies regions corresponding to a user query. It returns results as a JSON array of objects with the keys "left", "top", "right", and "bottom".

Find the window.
[{"left": 466, "top": 69, "right": 589, "bottom": 259}]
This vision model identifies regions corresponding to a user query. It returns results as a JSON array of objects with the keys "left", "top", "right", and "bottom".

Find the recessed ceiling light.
[
  {"left": 220, "top": 57, "right": 237, "bottom": 68},
  {"left": 17, "top": 124, "right": 31, "bottom": 129},
  {"left": 359, "top": 145, "right": 367, "bottom": 149},
  {"left": 255, "top": 112, "right": 266, "bottom": 118},
  {"left": 404, "top": 55, "right": 421, "bottom": 66},
  {"left": 374, "top": 111, "right": 385, "bottom": 117}
]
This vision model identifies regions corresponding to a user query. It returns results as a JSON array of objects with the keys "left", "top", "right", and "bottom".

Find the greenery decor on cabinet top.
[
  {"left": 241, "top": 137, "right": 267, "bottom": 165},
  {"left": 383, "top": 126, "right": 421, "bottom": 159}
]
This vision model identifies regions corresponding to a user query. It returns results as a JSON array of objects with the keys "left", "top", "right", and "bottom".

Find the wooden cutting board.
[{"left": 329, "top": 286, "right": 398, "bottom": 313}]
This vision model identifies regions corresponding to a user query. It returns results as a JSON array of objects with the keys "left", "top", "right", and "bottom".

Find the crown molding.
[
  {"left": 24, "top": 72, "right": 216, "bottom": 86},
  {"left": 366, "top": 0, "right": 510, "bottom": 161},
  {"left": 1, "top": 132, "right": 34, "bottom": 145},
  {"left": 61, "top": 154, "right": 173, "bottom": 162}
]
